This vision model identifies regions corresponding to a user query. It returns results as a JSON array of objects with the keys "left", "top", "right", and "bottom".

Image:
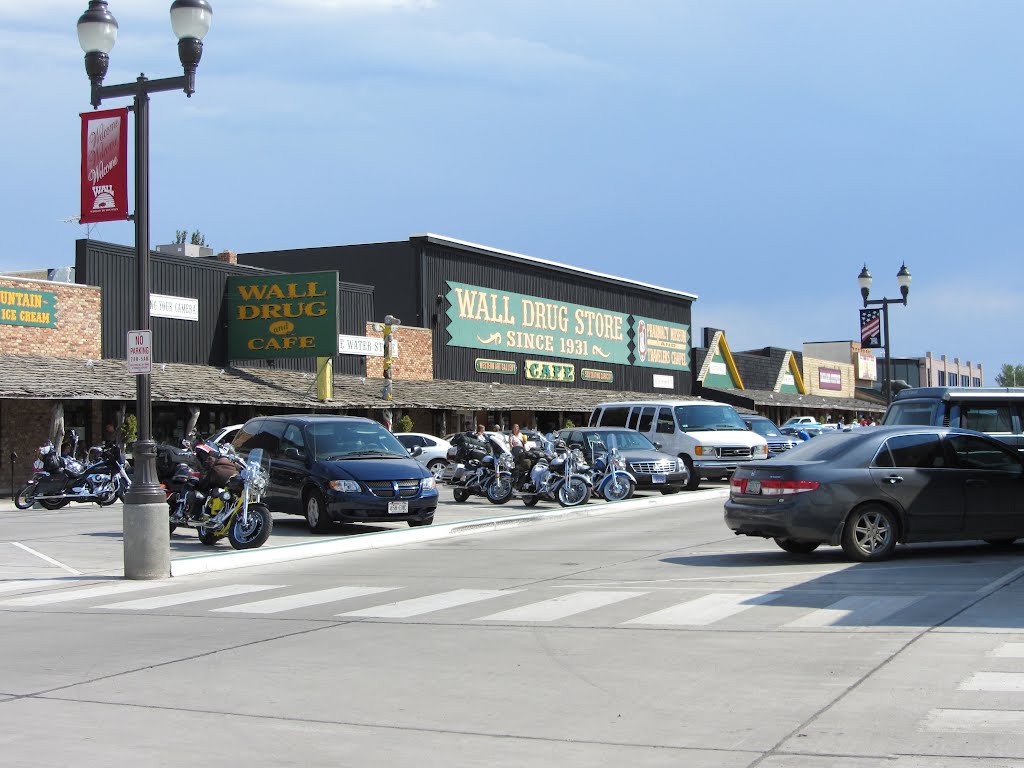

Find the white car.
[
  {"left": 208, "top": 423, "right": 243, "bottom": 447},
  {"left": 395, "top": 432, "right": 453, "bottom": 480}
]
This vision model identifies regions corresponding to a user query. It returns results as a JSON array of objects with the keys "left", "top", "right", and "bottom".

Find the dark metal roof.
[
  {"left": 0, "top": 355, "right": 704, "bottom": 413},
  {"left": 701, "top": 386, "right": 886, "bottom": 414}
]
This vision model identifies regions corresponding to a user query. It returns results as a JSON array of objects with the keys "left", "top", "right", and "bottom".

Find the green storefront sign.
[
  {"left": 446, "top": 281, "right": 630, "bottom": 365},
  {"left": 633, "top": 315, "right": 690, "bottom": 371},
  {"left": 0, "top": 287, "right": 57, "bottom": 328},
  {"left": 446, "top": 281, "right": 690, "bottom": 372},
  {"left": 226, "top": 272, "right": 338, "bottom": 359}
]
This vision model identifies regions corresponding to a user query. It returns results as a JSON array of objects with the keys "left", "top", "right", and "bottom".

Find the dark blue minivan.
[{"left": 232, "top": 415, "right": 438, "bottom": 532}]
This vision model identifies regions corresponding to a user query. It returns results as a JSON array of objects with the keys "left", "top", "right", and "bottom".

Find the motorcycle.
[
  {"left": 446, "top": 432, "right": 508, "bottom": 503},
  {"left": 167, "top": 445, "right": 274, "bottom": 550},
  {"left": 588, "top": 434, "right": 637, "bottom": 502},
  {"left": 15, "top": 431, "right": 130, "bottom": 510},
  {"left": 487, "top": 436, "right": 591, "bottom": 507}
]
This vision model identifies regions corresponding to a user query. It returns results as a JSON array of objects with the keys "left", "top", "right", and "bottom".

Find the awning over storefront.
[{"left": 0, "top": 355, "right": 703, "bottom": 414}]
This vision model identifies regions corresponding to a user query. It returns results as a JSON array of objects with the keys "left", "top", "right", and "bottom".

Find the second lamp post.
[{"left": 858, "top": 263, "right": 912, "bottom": 405}]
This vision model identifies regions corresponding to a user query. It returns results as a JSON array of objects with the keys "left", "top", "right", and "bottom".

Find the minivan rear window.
[
  {"left": 599, "top": 406, "right": 630, "bottom": 427},
  {"left": 883, "top": 402, "right": 939, "bottom": 426}
]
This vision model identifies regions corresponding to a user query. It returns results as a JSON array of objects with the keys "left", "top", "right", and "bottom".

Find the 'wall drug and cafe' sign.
[{"left": 226, "top": 272, "right": 338, "bottom": 359}]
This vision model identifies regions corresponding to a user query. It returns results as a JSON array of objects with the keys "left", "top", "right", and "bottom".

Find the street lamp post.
[
  {"left": 77, "top": 0, "right": 213, "bottom": 579},
  {"left": 858, "top": 262, "right": 912, "bottom": 405}
]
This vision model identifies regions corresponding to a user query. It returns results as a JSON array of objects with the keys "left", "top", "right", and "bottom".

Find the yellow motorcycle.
[{"left": 168, "top": 447, "right": 273, "bottom": 550}]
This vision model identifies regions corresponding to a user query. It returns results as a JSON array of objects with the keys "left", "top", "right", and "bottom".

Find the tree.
[
  {"left": 995, "top": 363, "right": 1024, "bottom": 387},
  {"left": 173, "top": 229, "right": 207, "bottom": 247}
]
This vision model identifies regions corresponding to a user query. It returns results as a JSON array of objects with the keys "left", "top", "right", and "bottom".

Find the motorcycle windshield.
[{"left": 246, "top": 448, "right": 264, "bottom": 472}]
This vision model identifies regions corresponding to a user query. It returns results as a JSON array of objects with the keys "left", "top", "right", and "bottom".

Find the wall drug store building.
[{"left": 0, "top": 235, "right": 702, "bottom": 491}]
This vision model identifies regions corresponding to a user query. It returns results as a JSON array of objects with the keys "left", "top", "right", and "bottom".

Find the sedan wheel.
[
  {"left": 841, "top": 504, "right": 898, "bottom": 561},
  {"left": 428, "top": 460, "right": 448, "bottom": 481}
]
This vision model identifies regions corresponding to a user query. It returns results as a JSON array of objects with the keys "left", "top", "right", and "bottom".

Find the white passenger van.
[{"left": 588, "top": 400, "right": 769, "bottom": 490}]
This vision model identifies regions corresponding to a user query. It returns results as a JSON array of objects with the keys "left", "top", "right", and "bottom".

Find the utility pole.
[{"left": 380, "top": 314, "right": 400, "bottom": 430}]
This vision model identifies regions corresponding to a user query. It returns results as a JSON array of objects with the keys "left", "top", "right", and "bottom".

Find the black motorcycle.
[
  {"left": 446, "top": 432, "right": 509, "bottom": 503},
  {"left": 15, "top": 432, "right": 131, "bottom": 510}
]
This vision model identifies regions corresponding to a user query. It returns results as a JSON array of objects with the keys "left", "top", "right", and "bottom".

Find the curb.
[{"left": 170, "top": 488, "right": 729, "bottom": 577}]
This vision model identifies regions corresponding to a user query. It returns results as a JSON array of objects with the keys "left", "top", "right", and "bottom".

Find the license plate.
[
  {"left": 746, "top": 480, "right": 761, "bottom": 495},
  {"left": 388, "top": 501, "right": 409, "bottom": 514},
  {"left": 652, "top": 474, "right": 666, "bottom": 484}
]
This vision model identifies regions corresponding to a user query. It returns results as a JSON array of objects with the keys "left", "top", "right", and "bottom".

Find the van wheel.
[
  {"left": 681, "top": 456, "right": 700, "bottom": 491},
  {"left": 304, "top": 489, "right": 333, "bottom": 533}
]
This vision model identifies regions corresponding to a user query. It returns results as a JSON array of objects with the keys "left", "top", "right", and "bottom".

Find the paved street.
[{"left": 2, "top": 487, "right": 1024, "bottom": 767}]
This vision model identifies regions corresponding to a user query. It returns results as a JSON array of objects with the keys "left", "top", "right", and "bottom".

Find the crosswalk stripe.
[
  {"left": 340, "top": 589, "right": 515, "bottom": 618},
  {"left": 959, "top": 672, "right": 1024, "bottom": 692},
  {"left": 0, "top": 578, "right": 93, "bottom": 596},
  {"left": 100, "top": 584, "right": 282, "bottom": 610},
  {"left": 212, "top": 586, "right": 401, "bottom": 614},
  {"left": 991, "top": 643, "right": 1024, "bottom": 658},
  {"left": 0, "top": 580, "right": 170, "bottom": 606},
  {"left": 478, "top": 591, "right": 646, "bottom": 622},
  {"left": 626, "top": 592, "right": 778, "bottom": 626},
  {"left": 783, "top": 596, "right": 920, "bottom": 628},
  {"left": 924, "top": 709, "right": 1024, "bottom": 732}
]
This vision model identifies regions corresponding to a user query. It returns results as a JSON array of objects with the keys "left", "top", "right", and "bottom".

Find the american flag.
[{"left": 860, "top": 309, "right": 882, "bottom": 348}]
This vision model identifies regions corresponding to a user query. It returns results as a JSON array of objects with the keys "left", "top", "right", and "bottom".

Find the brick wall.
[
  {"left": 0, "top": 277, "right": 101, "bottom": 359},
  {"left": 803, "top": 355, "right": 855, "bottom": 398},
  {"left": 0, "top": 399, "right": 58, "bottom": 495},
  {"left": 364, "top": 323, "right": 433, "bottom": 381}
]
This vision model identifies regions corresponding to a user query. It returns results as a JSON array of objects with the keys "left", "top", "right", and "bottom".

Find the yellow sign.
[{"left": 524, "top": 360, "right": 575, "bottom": 382}]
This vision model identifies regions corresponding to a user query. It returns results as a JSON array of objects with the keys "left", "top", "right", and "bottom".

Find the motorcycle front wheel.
[
  {"left": 557, "top": 477, "right": 591, "bottom": 507},
  {"left": 486, "top": 476, "right": 514, "bottom": 504},
  {"left": 602, "top": 476, "right": 635, "bottom": 502},
  {"left": 452, "top": 487, "right": 470, "bottom": 503},
  {"left": 14, "top": 484, "right": 38, "bottom": 510},
  {"left": 228, "top": 504, "right": 273, "bottom": 550},
  {"left": 197, "top": 526, "right": 219, "bottom": 545}
]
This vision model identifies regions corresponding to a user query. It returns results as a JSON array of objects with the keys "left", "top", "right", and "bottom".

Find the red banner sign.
[{"left": 80, "top": 108, "right": 129, "bottom": 224}]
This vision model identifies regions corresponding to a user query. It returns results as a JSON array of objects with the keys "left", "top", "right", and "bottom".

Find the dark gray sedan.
[
  {"left": 724, "top": 426, "right": 1024, "bottom": 561},
  {"left": 557, "top": 427, "right": 689, "bottom": 493}
]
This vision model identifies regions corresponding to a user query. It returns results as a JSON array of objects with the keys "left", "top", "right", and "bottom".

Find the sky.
[{"left": 3, "top": 1, "right": 1022, "bottom": 377}]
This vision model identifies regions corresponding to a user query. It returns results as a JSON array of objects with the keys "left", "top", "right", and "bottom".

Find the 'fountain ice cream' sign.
[{"left": 80, "top": 108, "right": 128, "bottom": 224}]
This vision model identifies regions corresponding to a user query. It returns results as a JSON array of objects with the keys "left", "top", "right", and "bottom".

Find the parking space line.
[{"left": 10, "top": 542, "right": 81, "bottom": 575}]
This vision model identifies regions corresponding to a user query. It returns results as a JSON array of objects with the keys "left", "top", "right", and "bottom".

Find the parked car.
[
  {"left": 780, "top": 425, "right": 828, "bottom": 440},
  {"left": 588, "top": 400, "right": 768, "bottom": 490},
  {"left": 724, "top": 426, "right": 1024, "bottom": 561},
  {"left": 742, "top": 416, "right": 801, "bottom": 457},
  {"left": 395, "top": 432, "right": 452, "bottom": 480},
  {"left": 208, "top": 423, "right": 243, "bottom": 447},
  {"left": 781, "top": 416, "right": 821, "bottom": 428},
  {"left": 557, "top": 427, "right": 689, "bottom": 493},
  {"left": 232, "top": 415, "right": 438, "bottom": 531}
]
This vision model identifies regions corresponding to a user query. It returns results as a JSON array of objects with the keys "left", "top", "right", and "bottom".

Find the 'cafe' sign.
[{"left": 226, "top": 272, "right": 339, "bottom": 359}]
